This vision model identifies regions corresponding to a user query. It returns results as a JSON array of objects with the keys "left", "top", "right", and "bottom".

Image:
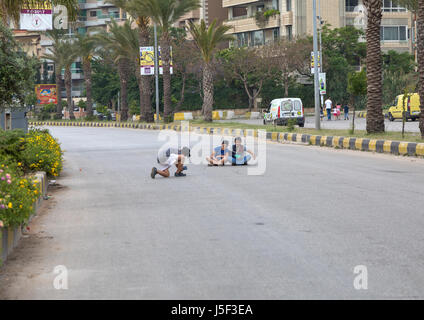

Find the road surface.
[
  {"left": 221, "top": 116, "right": 422, "bottom": 133},
  {"left": 1, "top": 126, "right": 424, "bottom": 299}
]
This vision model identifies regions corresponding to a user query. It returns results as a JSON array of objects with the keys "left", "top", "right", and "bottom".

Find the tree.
[
  {"left": 363, "top": 0, "right": 385, "bottom": 133},
  {"left": 219, "top": 46, "right": 276, "bottom": 112},
  {"left": 172, "top": 33, "right": 200, "bottom": 112},
  {"left": 347, "top": 70, "right": 367, "bottom": 134},
  {"left": 42, "top": 61, "right": 49, "bottom": 83},
  {"left": 395, "top": 0, "right": 423, "bottom": 138},
  {"left": 95, "top": 20, "right": 140, "bottom": 121},
  {"left": 43, "top": 29, "right": 67, "bottom": 117},
  {"left": 188, "top": 19, "right": 233, "bottom": 122},
  {"left": 110, "top": 0, "right": 154, "bottom": 122},
  {"left": 134, "top": 0, "right": 201, "bottom": 122},
  {"left": 0, "top": 21, "right": 38, "bottom": 112},
  {"left": 269, "top": 37, "right": 311, "bottom": 97},
  {"left": 74, "top": 34, "right": 96, "bottom": 117},
  {"left": 61, "top": 40, "right": 78, "bottom": 119}
]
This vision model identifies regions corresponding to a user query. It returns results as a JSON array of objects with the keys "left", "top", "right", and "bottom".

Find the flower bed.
[{"left": 0, "top": 128, "right": 63, "bottom": 228}]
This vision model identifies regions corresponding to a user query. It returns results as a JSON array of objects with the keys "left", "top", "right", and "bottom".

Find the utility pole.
[
  {"left": 154, "top": 23, "right": 160, "bottom": 124},
  {"left": 318, "top": 0, "right": 324, "bottom": 109},
  {"left": 313, "top": 0, "right": 321, "bottom": 130}
]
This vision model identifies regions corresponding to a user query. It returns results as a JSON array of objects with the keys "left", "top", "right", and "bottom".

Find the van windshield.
[{"left": 281, "top": 101, "right": 293, "bottom": 111}]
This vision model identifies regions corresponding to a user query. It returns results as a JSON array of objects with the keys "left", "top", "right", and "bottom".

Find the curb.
[
  {"left": 29, "top": 121, "right": 424, "bottom": 158},
  {"left": 0, "top": 172, "right": 47, "bottom": 265}
]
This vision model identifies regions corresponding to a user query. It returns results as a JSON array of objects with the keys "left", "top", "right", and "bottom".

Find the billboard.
[
  {"left": 20, "top": 1, "right": 53, "bottom": 31},
  {"left": 140, "top": 46, "right": 173, "bottom": 75},
  {"left": 36, "top": 84, "right": 58, "bottom": 105}
]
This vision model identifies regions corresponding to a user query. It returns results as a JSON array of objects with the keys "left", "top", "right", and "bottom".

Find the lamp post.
[
  {"left": 313, "top": 0, "right": 321, "bottom": 129},
  {"left": 154, "top": 23, "right": 160, "bottom": 124}
]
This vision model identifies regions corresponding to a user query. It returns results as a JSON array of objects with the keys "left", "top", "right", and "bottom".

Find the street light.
[
  {"left": 154, "top": 23, "right": 160, "bottom": 124},
  {"left": 313, "top": 0, "right": 321, "bottom": 130}
]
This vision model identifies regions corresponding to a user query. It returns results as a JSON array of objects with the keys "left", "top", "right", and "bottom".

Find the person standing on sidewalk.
[
  {"left": 344, "top": 103, "right": 350, "bottom": 120},
  {"left": 325, "top": 97, "right": 333, "bottom": 121}
]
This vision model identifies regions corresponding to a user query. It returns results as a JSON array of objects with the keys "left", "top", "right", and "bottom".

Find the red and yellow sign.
[{"left": 36, "top": 84, "right": 57, "bottom": 105}]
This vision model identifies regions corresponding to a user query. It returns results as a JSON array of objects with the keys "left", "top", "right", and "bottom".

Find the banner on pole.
[
  {"left": 20, "top": 1, "right": 53, "bottom": 31},
  {"left": 36, "top": 84, "right": 58, "bottom": 105},
  {"left": 311, "top": 51, "right": 321, "bottom": 74},
  {"left": 140, "top": 46, "right": 173, "bottom": 75},
  {"left": 319, "top": 73, "right": 326, "bottom": 95}
]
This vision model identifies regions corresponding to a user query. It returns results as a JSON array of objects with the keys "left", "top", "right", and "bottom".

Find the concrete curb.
[
  {"left": 0, "top": 172, "right": 47, "bottom": 265},
  {"left": 29, "top": 121, "right": 424, "bottom": 158}
]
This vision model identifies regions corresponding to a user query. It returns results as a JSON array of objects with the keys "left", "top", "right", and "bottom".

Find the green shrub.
[
  {"left": 21, "top": 129, "right": 63, "bottom": 177},
  {"left": 0, "top": 164, "right": 38, "bottom": 228}
]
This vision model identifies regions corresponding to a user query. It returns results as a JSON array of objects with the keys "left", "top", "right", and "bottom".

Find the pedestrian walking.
[{"left": 325, "top": 97, "right": 332, "bottom": 120}]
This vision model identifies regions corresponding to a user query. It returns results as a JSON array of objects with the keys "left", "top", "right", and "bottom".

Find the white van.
[{"left": 263, "top": 98, "right": 305, "bottom": 127}]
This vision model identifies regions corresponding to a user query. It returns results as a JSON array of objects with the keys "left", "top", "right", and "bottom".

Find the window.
[
  {"left": 345, "top": 0, "right": 359, "bottom": 12},
  {"left": 251, "top": 30, "right": 264, "bottom": 46},
  {"left": 272, "top": 0, "right": 279, "bottom": 10},
  {"left": 286, "top": 25, "right": 292, "bottom": 41},
  {"left": 382, "top": 0, "right": 406, "bottom": 12},
  {"left": 236, "top": 32, "right": 249, "bottom": 47},
  {"left": 257, "top": 5, "right": 264, "bottom": 12},
  {"left": 232, "top": 6, "right": 247, "bottom": 19},
  {"left": 380, "top": 26, "right": 407, "bottom": 41},
  {"left": 89, "top": 10, "right": 97, "bottom": 17},
  {"left": 286, "top": 0, "right": 292, "bottom": 11},
  {"left": 273, "top": 28, "right": 280, "bottom": 41}
]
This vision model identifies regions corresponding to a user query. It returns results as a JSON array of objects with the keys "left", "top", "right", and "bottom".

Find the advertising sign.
[
  {"left": 311, "top": 51, "right": 321, "bottom": 74},
  {"left": 36, "top": 84, "right": 58, "bottom": 105},
  {"left": 140, "top": 46, "right": 173, "bottom": 75},
  {"left": 20, "top": 0, "right": 53, "bottom": 31},
  {"left": 319, "top": 73, "right": 326, "bottom": 95}
]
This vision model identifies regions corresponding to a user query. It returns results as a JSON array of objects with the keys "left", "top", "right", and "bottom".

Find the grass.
[{"left": 30, "top": 118, "right": 424, "bottom": 144}]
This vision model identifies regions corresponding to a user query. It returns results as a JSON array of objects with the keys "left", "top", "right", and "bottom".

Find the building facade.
[
  {"left": 177, "top": 0, "right": 228, "bottom": 28},
  {"left": 224, "top": 0, "right": 415, "bottom": 54}
]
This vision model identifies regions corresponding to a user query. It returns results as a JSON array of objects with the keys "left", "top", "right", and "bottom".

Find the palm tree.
[
  {"left": 0, "top": 0, "right": 79, "bottom": 24},
  {"left": 188, "top": 19, "right": 233, "bottom": 122},
  {"left": 363, "top": 0, "right": 385, "bottom": 133},
  {"left": 95, "top": 19, "right": 140, "bottom": 121},
  {"left": 134, "top": 0, "right": 200, "bottom": 123},
  {"left": 43, "top": 29, "right": 67, "bottom": 117},
  {"left": 61, "top": 40, "right": 78, "bottom": 119},
  {"left": 108, "top": 0, "right": 154, "bottom": 122},
  {"left": 74, "top": 33, "right": 96, "bottom": 117}
]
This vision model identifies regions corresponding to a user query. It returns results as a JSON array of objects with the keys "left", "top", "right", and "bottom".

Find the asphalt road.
[
  {"left": 1, "top": 126, "right": 424, "bottom": 299},
  {"left": 221, "top": 116, "right": 421, "bottom": 133}
]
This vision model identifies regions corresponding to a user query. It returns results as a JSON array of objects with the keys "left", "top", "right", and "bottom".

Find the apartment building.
[
  {"left": 177, "top": 0, "right": 228, "bottom": 28},
  {"left": 224, "top": 0, "right": 415, "bottom": 54}
]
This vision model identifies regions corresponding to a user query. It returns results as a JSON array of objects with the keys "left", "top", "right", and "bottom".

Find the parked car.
[
  {"left": 388, "top": 93, "right": 421, "bottom": 121},
  {"left": 263, "top": 98, "right": 305, "bottom": 127}
]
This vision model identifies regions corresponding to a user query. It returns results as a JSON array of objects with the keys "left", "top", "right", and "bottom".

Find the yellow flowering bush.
[
  {"left": 0, "top": 164, "right": 38, "bottom": 227},
  {"left": 21, "top": 129, "right": 63, "bottom": 177}
]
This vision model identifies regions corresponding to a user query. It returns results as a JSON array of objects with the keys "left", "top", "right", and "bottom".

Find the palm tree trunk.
[
  {"left": 364, "top": 0, "right": 385, "bottom": 133},
  {"left": 175, "top": 73, "right": 186, "bottom": 112},
  {"left": 418, "top": 0, "right": 424, "bottom": 138},
  {"left": 118, "top": 60, "right": 129, "bottom": 122},
  {"left": 55, "top": 69, "right": 62, "bottom": 117},
  {"left": 83, "top": 59, "right": 93, "bottom": 117},
  {"left": 203, "top": 63, "right": 214, "bottom": 122},
  {"left": 161, "top": 34, "right": 172, "bottom": 123},
  {"left": 137, "top": 20, "right": 154, "bottom": 123},
  {"left": 64, "top": 67, "right": 74, "bottom": 120}
]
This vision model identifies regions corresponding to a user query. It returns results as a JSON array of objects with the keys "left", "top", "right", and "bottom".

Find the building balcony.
[
  {"left": 225, "top": 14, "right": 280, "bottom": 34},
  {"left": 222, "top": 0, "right": 260, "bottom": 8},
  {"left": 79, "top": 1, "right": 115, "bottom": 10},
  {"left": 179, "top": 8, "right": 201, "bottom": 21},
  {"left": 281, "top": 11, "right": 292, "bottom": 26}
]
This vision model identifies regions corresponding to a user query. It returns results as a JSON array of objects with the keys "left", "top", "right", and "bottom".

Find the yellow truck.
[{"left": 388, "top": 93, "right": 421, "bottom": 121}]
